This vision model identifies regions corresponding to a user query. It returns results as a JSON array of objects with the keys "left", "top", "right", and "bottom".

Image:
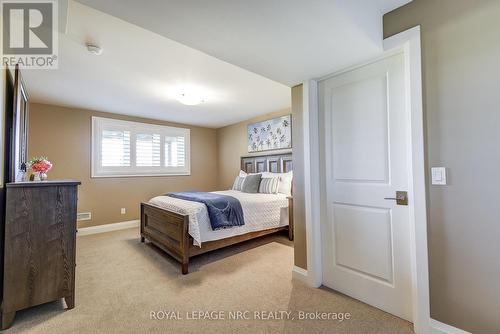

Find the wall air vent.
[{"left": 77, "top": 212, "right": 92, "bottom": 221}]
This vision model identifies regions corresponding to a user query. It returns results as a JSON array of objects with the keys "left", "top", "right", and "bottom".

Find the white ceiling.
[
  {"left": 24, "top": 0, "right": 411, "bottom": 128},
  {"left": 23, "top": 1, "right": 291, "bottom": 128},
  {"left": 76, "top": 0, "right": 411, "bottom": 86}
]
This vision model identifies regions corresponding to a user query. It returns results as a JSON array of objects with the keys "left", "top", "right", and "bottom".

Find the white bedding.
[{"left": 149, "top": 190, "right": 289, "bottom": 247}]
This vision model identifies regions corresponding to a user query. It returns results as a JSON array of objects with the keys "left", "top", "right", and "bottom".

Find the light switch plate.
[{"left": 431, "top": 167, "right": 447, "bottom": 185}]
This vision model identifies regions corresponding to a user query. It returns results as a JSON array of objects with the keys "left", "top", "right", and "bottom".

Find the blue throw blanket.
[{"left": 165, "top": 192, "right": 245, "bottom": 230}]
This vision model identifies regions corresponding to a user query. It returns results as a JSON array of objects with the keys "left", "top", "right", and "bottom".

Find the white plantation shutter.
[
  {"left": 92, "top": 117, "right": 190, "bottom": 177},
  {"left": 165, "top": 136, "right": 186, "bottom": 167},
  {"left": 101, "top": 130, "right": 131, "bottom": 166},
  {"left": 136, "top": 133, "right": 161, "bottom": 166}
]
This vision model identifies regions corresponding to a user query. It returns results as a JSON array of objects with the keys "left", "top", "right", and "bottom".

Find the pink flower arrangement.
[{"left": 29, "top": 157, "right": 53, "bottom": 173}]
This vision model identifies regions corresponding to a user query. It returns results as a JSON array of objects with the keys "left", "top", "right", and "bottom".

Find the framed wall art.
[{"left": 247, "top": 115, "right": 291, "bottom": 153}]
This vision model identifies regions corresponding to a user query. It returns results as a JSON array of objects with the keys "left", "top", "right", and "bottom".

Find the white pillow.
[
  {"left": 239, "top": 170, "right": 248, "bottom": 177},
  {"left": 259, "top": 177, "right": 280, "bottom": 194},
  {"left": 262, "top": 171, "right": 293, "bottom": 196},
  {"left": 232, "top": 176, "right": 245, "bottom": 191}
]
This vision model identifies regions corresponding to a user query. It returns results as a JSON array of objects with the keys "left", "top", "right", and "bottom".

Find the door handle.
[{"left": 384, "top": 191, "right": 408, "bottom": 206}]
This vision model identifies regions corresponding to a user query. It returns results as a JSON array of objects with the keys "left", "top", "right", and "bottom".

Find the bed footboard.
[
  {"left": 141, "top": 200, "right": 293, "bottom": 275},
  {"left": 140, "top": 202, "right": 190, "bottom": 274}
]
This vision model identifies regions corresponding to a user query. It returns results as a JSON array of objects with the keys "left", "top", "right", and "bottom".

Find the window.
[
  {"left": 165, "top": 136, "right": 185, "bottom": 167},
  {"left": 136, "top": 133, "right": 160, "bottom": 167},
  {"left": 92, "top": 117, "right": 190, "bottom": 177},
  {"left": 101, "top": 130, "right": 131, "bottom": 167}
]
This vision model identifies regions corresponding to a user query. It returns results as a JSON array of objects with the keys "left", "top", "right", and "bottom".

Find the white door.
[{"left": 319, "top": 53, "right": 413, "bottom": 321}]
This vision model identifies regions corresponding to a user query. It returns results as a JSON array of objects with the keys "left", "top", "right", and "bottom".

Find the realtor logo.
[{"left": 1, "top": 0, "right": 58, "bottom": 69}]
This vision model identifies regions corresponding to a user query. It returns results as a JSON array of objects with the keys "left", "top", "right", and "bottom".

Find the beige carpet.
[{"left": 5, "top": 228, "right": 413, "bottom": 334}]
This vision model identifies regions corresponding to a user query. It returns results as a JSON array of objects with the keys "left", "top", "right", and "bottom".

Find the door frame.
[{"left": 301, "top": 26, "right": 431, "bottom": 333}]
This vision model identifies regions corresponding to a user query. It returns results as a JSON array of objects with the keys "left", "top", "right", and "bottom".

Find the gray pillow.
[{"left": 241, "top": 173, "right": 262, "bottom": 193}]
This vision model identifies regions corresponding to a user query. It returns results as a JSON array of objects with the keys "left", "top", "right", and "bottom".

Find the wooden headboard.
[{"left": 240, "top": 152, "right": 293, "bottom": 174}]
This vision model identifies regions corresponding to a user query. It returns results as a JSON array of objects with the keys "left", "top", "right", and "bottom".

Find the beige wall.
[
  {"left": 216, "top": 108, "right": 291, "bottom": 189},
  {"left": 30, "top": 100, "right": 304, "bottom": 268},
  {"left": 384, "top": 1, "right": 500, "bottom": 333},
  {"left": 291, "top": 85, "right": 306, "bottom": 269},
  {"left": 28, "top": 103, "right": 218, "bottom": 228},
  {"left": 29, "top": 103, "right": 297, "bottom": 229}
]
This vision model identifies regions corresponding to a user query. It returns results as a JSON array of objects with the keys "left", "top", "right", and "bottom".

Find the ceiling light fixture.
[
  {"left": 166, "top": 85, "right": 211, "bottom": 106},
  {"left": 176, "top": 92, "right": 206, "bottom": 106},
  {"left": 86, "top": 43, "right": 103, "bottom": 56}
]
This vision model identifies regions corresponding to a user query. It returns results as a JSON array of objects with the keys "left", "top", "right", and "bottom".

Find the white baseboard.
[
  {"left": 77, "top": 220, "right": 140, "bottom": 236},
  {"left": 292, "top": 265, "right": 309, "bottom": 283},
  {"left": 430, "top": 319, "right": 471, "bottom": 334}
]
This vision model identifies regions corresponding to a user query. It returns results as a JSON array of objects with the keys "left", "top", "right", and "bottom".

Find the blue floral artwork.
[{"left": 247, "top": 115, "right": 292, "bottom": 153}]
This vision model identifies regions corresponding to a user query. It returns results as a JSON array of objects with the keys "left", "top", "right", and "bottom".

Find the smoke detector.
[{"left": 86, "top": 43, "right": 103, "bottom": 55}]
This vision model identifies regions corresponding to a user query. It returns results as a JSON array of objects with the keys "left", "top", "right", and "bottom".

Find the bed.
[{"left": 140, "top": 153, "right": 293, "bottom": 274}]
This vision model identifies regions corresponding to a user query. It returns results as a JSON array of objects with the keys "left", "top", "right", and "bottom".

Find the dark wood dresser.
[{"left": 1, "top": 180, "right": 80, "bottom": 330}]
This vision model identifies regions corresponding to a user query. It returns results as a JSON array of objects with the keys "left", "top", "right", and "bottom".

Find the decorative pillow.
[
  {"left": 259, "top": 177, "right": 280, "bottom": 194},
  {"left": 232, "top": 176, "right": 245, "bottom": 191},
  {"left": 278, "top": 171, "right": 293, "bottom": 195},
  {"left": 241, "top": 173, "right": 262, "bottom": 193},
  {"left": 239, "top": 170, "right": 248, "bottom": 177},
  {"left": 262, "top": 171, "right": 293, "bottom": 196}
]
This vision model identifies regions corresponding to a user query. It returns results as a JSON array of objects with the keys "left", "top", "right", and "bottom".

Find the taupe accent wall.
[
  {"left": 291, "top": 85, "right": 307, "bottom": 270},
  {"left": 384, "top": 1, "right": 500, "bottom": 333},
  {"left": 28, "top": 103, "right": 218, "bottom": 228},
  {"left": 216, "top": 108, "right": 291, "bottom": 189}
]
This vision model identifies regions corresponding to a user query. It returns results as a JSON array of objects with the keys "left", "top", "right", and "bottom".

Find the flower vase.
[{"left": 34, "top": 172, "right": 47, "bottom": 181}]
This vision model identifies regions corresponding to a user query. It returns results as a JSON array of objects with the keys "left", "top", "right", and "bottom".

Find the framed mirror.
[{"left": 10, "top": 65, "right": 29, "bottom": 182}]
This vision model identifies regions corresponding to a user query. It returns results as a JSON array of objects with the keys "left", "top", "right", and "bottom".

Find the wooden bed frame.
[{"left": 140, "top": 152, "right": 293, "bottom": 274}]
